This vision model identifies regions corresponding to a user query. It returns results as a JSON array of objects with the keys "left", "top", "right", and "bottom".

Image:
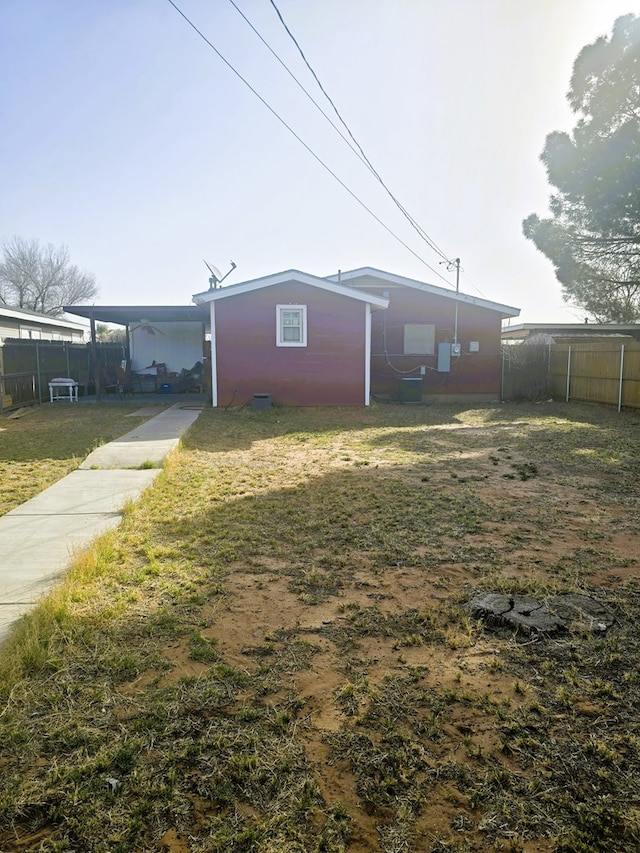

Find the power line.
[
  {"left": 164, "top": 0, "right": 454, "bottom": 287},
  {"left": 267, "top": 0, "right": 452, "bottom": 264},
  {"left": 227, "top": 0, "right": 371, "bottom": 170},
  {"left": 231, "top": 0, "right": 452, "bottom": 266}
]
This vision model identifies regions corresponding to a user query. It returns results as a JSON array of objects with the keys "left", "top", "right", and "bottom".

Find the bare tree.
[{"left": 0, "top": 236, "right": 99, "bottom": 315}]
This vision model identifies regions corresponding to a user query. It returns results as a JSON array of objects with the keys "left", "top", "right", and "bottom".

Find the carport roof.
[{"left": 63, "top": 305, "right": 208, "bottom": 325}]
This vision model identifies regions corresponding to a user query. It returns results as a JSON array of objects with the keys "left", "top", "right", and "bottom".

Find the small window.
[
  {"left": 19, "top": 326, "right": 42, "bottom": 340},
  {"left": 404, "top": 324, "right": 435, "bottom": 355},
  {"left": 276, "top": 305, "right": 307, "bottom": 347}
]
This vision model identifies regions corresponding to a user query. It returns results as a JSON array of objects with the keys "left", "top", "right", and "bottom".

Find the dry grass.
[
  {"left": 0, "top": 402, "right": 167, "bottom": 515},
  {"left": 1, "top": 401, "right": 640, "bottom": 852}
]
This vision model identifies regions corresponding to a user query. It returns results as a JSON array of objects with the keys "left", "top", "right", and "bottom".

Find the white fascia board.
[
  {"left": 0, "top": 305, "right": 86, "bottom": 330},
  {"left": 193, "top": 269, "right": 389, "bottom": 310},
  {"left": 326, "top": 267, "right": 520, "bottom": 318}
]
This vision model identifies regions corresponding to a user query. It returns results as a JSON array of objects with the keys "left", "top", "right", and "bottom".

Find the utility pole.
[
  {"left": 453, "top": 257, "right": 460, "bottom": 345},
  {"left": 440, "top": 257, "right": 461, "bottom": 345}
]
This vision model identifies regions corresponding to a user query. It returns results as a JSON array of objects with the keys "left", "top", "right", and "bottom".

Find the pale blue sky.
[{"left": 1, "top": 0, "right": 636, "bottom": 323}]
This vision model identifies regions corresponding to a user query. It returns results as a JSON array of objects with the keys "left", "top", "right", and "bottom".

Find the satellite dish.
[{"left": 204, "top": 260, "right": 237, "bottom": 290}]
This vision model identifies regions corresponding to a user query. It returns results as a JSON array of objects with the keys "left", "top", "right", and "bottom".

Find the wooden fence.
[
  {"left": 549, "top": 341, "right": 640, "bottom": 410},
  {"left": 0, "top": 340, "right": 126, "bottom": 412}
]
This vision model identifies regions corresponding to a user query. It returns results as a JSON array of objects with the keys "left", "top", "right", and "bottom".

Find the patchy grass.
[
  {"left": 1, "top": 401, "right": 640, "bottom": 852},
  {"left": 0, "top": 403, "right": 165, "bottom": 515}
]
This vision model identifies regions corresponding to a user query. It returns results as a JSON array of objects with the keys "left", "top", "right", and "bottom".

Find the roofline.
[
  {"left": 192, "top": 269, "right": 389, "bottom": 309},
  {"left": 0, "top": 305, "right": 86, "bottom": 330},
  {"left": 502, "top": 323, "right": 640, "bottom": 332},
  {"left": 63, "top": 305, "right": 208, "bottom": 325},
  {"left": 325, "top": 267, "right": 520, "bottom": 317}
]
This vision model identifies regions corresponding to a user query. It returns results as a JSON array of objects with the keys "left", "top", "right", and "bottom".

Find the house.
[
  {"left": 64, "top": 266, "right": 519, "bottom": 406},
  {"left": 193, "top": 267, "right": 519, "bottom": 407},
  {"left": 326, "top": 268, "right": 520, "bottom": 402},
  {"left": 0, "top": 304, "right": 87, "bottom": 342},
  {"left": 193, "top": 270, "right": 388, "bottom": 407},
  {"left": 502, "top": 322, "right": 640, "bottom": 345}
]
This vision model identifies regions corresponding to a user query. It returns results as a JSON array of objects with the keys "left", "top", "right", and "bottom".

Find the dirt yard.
[{"left": 1, "top": 401, "right": 640, "bottom": 852}]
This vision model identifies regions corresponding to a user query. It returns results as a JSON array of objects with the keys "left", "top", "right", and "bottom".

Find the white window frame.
[
  {"left": 276, "top": 304, "right": 307, "bottom": 347},
  {"left": 19, "top": 326, "right": 42, "bottom": 340}
]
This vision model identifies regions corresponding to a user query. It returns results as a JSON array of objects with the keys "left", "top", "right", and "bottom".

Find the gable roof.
[
  {"left": 192, "top": 269, "right": 389, "bottom": 309},
  {"left": 324, "top": 267, "right": 520, "bottom": 318}
]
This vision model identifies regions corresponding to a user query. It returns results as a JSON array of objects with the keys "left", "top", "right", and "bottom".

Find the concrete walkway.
[{"left": 0, "top": 404, "right": 203, "bottom": 644}]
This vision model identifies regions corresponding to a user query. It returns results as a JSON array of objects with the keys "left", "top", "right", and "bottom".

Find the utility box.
[
  {"left": 252, "top": 393, "right": 272, "bottom": 411},
  {"left": 437, "top": 343, "right": 451, "bottom": 372},
  {"left": 398, "top": 377, "right": 423, "bottom": 402}
]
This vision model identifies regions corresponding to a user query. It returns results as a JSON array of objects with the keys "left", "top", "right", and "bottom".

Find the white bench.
[{"left": 49, "top": 378, "right": 79, "bottom": 403}]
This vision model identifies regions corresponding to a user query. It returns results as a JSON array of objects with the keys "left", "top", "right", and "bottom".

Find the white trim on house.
[
  {"left": 365, "top": 303, "right": 371, "bottom": 406},
  {"left": 193, "top": 269, "right": 389, "bottom": 310},
  {"left": 0, "top": 304, "right": 87, "bottom": 341},
  {"left": 209, "top": 302, "right": 218, "bottom": 407},
  {"left": 0, "top": 305, "right": 86, "bottom": 331},
  {"left": 325, "top": 267, "right": 520, "bottom": 318}
]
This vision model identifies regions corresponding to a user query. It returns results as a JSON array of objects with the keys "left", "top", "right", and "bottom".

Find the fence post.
[
  {"left": 618, "top": 344, "right": 625, "bottom": 413},
  {"left": 565, "top": 346, "right": 572, "bottom": 402},
  {"left": 36, "top": 340, "right": 43, "bottom": 403}
]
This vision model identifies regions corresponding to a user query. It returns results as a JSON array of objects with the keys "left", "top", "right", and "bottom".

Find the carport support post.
[
  {"left": 36, "top": 340, "right": 42, "bottom": 403},
  {"left": 90, "top": 316, "right": 101, "bottom": 401},
  {"left": 565, "top": 346, "right": 572, "bottom": 403}
]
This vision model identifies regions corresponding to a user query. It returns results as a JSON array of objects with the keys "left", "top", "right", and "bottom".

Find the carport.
[{"left": 64, "top": 304, "right": 209, "bottom": 400}]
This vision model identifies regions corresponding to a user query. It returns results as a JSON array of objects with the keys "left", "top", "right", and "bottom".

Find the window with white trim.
[
  {"left": 276, "top": 304, "right": 307, "bottom": 347},
  {"left": 404, "top": 323, "right": 435, "bottom": 355},
  {"left": 19, "top": 326, "right": 42, "bottom": 340}
]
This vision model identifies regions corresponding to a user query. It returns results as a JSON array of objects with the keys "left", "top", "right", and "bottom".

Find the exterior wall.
[
  {"left": 212, "top": 283, "right": 368, "bottom": 406},
  {"left": 0, "top": 316, "right": 85, "bottom": 342},
  {"left": 364, "top": 285, "right": 503, "bottom": 399},
  {"left": 130, "top": 321, "right": 204, "bottom": 373}
]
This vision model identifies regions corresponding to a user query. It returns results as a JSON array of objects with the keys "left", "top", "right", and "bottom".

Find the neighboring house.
[
  {"left": 0, "top": 304, "right": 86, "bottom": 342},
  {"left": 502, "top": 322, "right": 640, "bottom": 345},
  {"left": 193, "top": 270, "right": 389, "bottom": 407},
  {"left": 326, "top": 268, "right": 520, "bottom": 401},
  {"left": 193, "top": 267, "right": 519, "bottom": 406}
]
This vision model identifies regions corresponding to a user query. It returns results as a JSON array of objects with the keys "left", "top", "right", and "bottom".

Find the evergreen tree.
[{"left": 523, "top": 14, "right": 640, "bottom": 322}]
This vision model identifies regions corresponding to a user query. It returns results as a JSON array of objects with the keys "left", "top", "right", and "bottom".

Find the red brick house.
[
  {"left": 193, "top": 267, "right": 519, "bottom": 407},
  {"left": 193, "top": 270, "right": 388, "bottom": 407},
  {"left": 194, "top": 267, "right": 520, "bottom": 407},
  {"left": 327, "top": 268, "right": 520, "bottom": 402}
]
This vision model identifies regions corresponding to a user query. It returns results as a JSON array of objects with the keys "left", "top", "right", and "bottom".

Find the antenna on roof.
[{"left": 204, "top": 260, "right": 237, "bottom": 290}]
